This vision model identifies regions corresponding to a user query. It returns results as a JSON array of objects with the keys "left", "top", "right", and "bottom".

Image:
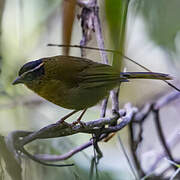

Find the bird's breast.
[{"left": 26, "top": 78, "right": 118, "bottom": 110}]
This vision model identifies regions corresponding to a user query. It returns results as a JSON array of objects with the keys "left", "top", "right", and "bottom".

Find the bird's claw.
[{"left": 72, "top": 120, "right": 86, "bottom": 128}]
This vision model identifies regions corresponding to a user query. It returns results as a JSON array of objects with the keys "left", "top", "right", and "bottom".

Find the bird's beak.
[{"left": 12, "top": 76, "right": 24, "bottom": 85}]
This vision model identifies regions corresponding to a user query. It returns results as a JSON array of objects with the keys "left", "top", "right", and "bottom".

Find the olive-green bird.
[{"left": 13, "top": 55, "right": 171, "bottom": 111}]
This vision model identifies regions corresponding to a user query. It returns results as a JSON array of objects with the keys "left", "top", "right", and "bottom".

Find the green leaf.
[
  {"left": 139, "top": 0, "right": 180, "bottom": 52},
  {"left": 105, "top": 0, "right": 130, "bottom": 71}
]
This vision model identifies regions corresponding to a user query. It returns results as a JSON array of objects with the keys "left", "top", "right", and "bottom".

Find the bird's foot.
[
  {"left": 71, "top": 109, "right": 87, "bottom": 127},
  {"left": 72, "top": 120, "right": 86, "bottom": 128},
  {"left": 56, "top": 110, "right": 79, "bottom": 125}
]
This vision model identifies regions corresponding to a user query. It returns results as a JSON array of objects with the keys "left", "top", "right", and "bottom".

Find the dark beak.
[{"left": 12, "top": 76, "right": 24, "bottom": 85}]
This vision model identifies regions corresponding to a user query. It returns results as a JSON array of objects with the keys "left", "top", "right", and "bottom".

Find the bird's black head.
[{"left": 12, "top": 59, "right": 45, "bottom": 85}]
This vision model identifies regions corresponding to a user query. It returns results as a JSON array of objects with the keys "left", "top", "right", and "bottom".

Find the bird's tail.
[{"left": 120, "top": 72, "right": 172, "bottom": 80}]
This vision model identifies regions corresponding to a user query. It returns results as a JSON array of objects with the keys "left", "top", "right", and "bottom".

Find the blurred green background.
[{"left": 0, "top": 0, "right": 180, "bottom": 179}]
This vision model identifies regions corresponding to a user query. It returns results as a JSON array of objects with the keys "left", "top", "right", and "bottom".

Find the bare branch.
[
  {"left": 9, "top": 103, "right": 136, "bottom": 163},
  {"left": 100, "top": 98, "right": 109, "bottom": 118},
  {"left": 152, "top": 108, "right": 176, "bottom": 170},
  {"left": 154, "top": 91, "right": 180, "bottom": 110},
  {"left": 148, "top": 131, "right": 180, "bottom": 173},
  {"left": 129, "top": 90, "right": 180, "bottom": 177}
]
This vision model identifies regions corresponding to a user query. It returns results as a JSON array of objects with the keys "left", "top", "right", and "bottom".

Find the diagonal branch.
[{"left": 152, "top": 108, "right": 176, "bottom": 170}]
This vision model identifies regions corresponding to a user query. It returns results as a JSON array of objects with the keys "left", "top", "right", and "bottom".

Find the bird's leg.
[
  {"left": 57, "top": 110, "right": 79, "bottom": 124},
  {"left": 103, "top": 133, "right": 116, "bottom": 142},
  {"left": 73, "top": 109, "right": 87, "bottom": 126}
]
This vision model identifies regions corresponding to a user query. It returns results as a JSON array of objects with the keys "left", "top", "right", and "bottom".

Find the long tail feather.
[{"left": 120, "top": 72, "right": 172, "bottom": 80}]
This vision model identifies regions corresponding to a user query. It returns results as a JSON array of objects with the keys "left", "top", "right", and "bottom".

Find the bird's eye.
[
  {"left": 24, "top": 72, "right": 34, "bottom": 81},
  {"left": 21, "top": 63, "right": 44, "bottom": 82}
]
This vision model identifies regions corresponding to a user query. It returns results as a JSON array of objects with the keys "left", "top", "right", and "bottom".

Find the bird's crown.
[{"left": 19, "top": 59, "right": 43, "bottom": 76}]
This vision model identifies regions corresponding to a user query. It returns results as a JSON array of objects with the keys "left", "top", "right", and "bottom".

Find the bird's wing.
[{"left": 77, "top": 60, "right": 128, "bottom": 89}]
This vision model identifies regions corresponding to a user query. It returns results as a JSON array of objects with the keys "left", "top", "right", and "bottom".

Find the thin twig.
[
  {"left": 148, "top": 131, "right": 180, "bottom": 173},
  {"left": 100, "top": 98, "right": 109, "bottom": 118},
  {"left": 47, "top": 43, "right": 180, "bottom": 92},
  {"left": 111, "top": 87, "right": 120, "bottom": 114},
  {"left": 154, "top": 91, "right": 180, "bottom": 110},
  {"left": 132, "top": 104, "right": 152, "bottom": 151},
  {"left": 35, "top": 133, "right": 109, "bottom": 163},
  {"left": 152, "top": 108, "right": 176, "bottom": 170},
  {"left": 129, "top": 122, "right": 145, "bottom": 177},
  {"left": 93, "top": 1, "right": 108, "bottom": 65}
]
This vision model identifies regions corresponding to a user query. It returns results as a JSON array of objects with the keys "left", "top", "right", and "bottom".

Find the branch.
[
  {"left": 129, "top": 91, "right": 180, "bottom": 176},
  {"left": 152, "top": 108, "right": 176, "bottom": 170},
  {"left": 78, "top": 0, "right": 111, "bottom": 119},
  {"left": 153, "top": 91, "right": 180, "bottom": 110},
  {"left": 148, "top": 131, "right": 180, "bottom": 173},
  {"left": 9, "top": 103, "right": 137, "bottom": 163}
]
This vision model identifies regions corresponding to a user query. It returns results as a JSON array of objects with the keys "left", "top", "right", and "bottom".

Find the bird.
[{"left": 12, "top": 55, "right": 171, "bottom": 123}]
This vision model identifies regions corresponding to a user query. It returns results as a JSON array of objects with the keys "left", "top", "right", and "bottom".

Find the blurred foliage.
[
  {"left": 1, "top": 0, "right": 61, "bottom": 88},
  {"left": 136, "top": 0, "right": 180, "bottom": 53},
  {"left": 0, "top": 0, "right": 5, "bottom": 94},
  {"left": 62, "top": 0, "right": 76, "bottom": 55},
  {"left": 105, "top": 0, "right": 129, "bottom": 71},
  {"left": 0, "top": 135, "right": 22, "bottom": 180}
]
